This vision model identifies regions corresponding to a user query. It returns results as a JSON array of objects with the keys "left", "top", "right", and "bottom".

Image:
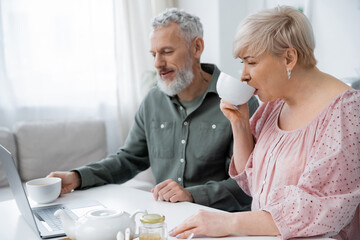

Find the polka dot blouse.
[{"left": 229, "top": 90, "right": 360, "bottom": 240}]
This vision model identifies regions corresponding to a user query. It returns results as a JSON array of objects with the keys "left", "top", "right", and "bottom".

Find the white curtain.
[
  {"left": 113, "top": 0, "right": 177, "bottom": 143},
  {"left": 0, "top": 0, "right": 177, "bottom": 153},
  {"left": 0, "top": 0, "right": 121, "bottom": 152}
]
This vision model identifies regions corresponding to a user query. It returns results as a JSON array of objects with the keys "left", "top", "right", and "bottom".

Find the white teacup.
[
  {"left": 216, "top": 72, "right": 255, "bottom": 105},
  {"left": 26, "top": 177, "right": 61, "bottom": 204}
]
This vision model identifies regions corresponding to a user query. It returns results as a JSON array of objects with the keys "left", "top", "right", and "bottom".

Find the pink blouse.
[{"left": 229, "top": 90, "right": 360, "bottom": 240}]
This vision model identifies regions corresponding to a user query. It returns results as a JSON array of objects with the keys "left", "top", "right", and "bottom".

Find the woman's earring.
[{"left": 287, "top": 69, "right": 291, "bottom": 80}]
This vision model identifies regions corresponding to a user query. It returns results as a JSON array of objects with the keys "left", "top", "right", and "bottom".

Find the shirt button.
[
  {"left": 184, "top": 121, "right": 188, "bottom": 126},
  {"left": 269, "top": 153, "right": 273, "bottom": 157},
  {"left": 180, "top": 158, "right": 184, "bottom": 163},
  {"left": 263, "top": 180, "right": 266, "bottom": 185},
  {"left": 181, "top": 140, "right": 186, "bottom": 144},
  {"left": 178, "top": 177, "right": 182, "bottom": 182},
  {"left": 179, "top": 106, "right": 183, "bottom": 110},
  {"left": 212, "top": 124, "right": 216, "bottom": 129},
  {"left": 160, "top": 124, "right": 165, "bottom": 128}
]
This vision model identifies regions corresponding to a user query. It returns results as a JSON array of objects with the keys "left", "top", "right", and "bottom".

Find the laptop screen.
[
  {"left": 0, "top": 144, "right": 40, "bottom": 236},
  {"left": 0, "top": 144, "right": 104, "bottom": 239}
]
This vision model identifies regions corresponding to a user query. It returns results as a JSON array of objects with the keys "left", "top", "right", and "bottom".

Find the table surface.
[{"left": 0, "top": 184, "right": 333, "bottom": 240}]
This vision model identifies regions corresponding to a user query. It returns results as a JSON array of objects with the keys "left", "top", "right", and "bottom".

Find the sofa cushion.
[
  {"left": 0, "top": 127, "right": 17, "bottom": 187},
  {"left": 14, "top": 119, "right": 107, "bottom": 181}
]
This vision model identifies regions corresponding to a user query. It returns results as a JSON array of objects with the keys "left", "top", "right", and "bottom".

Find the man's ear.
[
  {"left": 191, "top": 37, "right": 204, "bottom": 59},
  {"left": 284, "top": 48, "right": 297, "bottom": 71}
]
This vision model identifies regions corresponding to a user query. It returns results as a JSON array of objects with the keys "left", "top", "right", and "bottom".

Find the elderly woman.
[{"left": 171, "top": 6, "right": 360, "bottom": 240}]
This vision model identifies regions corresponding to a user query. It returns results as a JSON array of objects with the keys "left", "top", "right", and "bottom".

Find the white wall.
[
  {"left": 178, "top": 0, "right": 360, "bottom": 81},
  {"left": 177, "top": 0, "right": 221, "bottom": 69},
  {"left": 217, "top": 0, "right": 249, "bottom": 77},
  {"left": 311, "top": 0, "right": 360, "bottom": 80},
  {"left": 178, "top": 0, "right": 249, "bottom": 78}
]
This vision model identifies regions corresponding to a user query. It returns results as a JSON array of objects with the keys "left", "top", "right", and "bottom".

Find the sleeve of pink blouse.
[
  {"left": 262, "top": 92, "right": 360, "bottom": 239},
  {"left": 229, "top": 101, "right": 276, "bottom": 196}
]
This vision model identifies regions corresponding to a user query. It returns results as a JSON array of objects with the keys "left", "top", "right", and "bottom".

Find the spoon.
[
  {"left": 186, "top": 233, "right": 194, "bottom": 240},
  {"left": 125, "top": 227, "right": 131, "bottom": 240}
]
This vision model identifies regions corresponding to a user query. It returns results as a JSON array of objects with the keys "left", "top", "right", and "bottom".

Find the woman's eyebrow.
[{"left": 243, "top": 56, "right": 255, "bottom": 60}]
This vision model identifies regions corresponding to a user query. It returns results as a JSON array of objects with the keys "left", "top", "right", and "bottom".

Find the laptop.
[{"left": 0, "top": 144, "right": 104, "bottom": 239}]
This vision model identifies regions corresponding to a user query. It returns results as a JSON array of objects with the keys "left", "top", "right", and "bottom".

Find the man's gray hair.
[{"left": 152, "top": 8, "right": 203, "bottom": 46}]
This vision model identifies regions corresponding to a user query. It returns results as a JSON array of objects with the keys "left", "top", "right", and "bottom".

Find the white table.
[{"left": 0, "top": 184, "right": 332, "bottom": 240}]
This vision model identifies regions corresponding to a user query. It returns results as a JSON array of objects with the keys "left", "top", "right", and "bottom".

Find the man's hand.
[
  {"left": 47, "top": 171, "right": 81, "bottom": 194},
  {"left": 151, "top": 179, "right": 194, "bottom": 203}
]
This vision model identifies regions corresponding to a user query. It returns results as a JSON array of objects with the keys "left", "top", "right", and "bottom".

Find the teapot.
[{"left": 54, "top": 208, "right": 147, "bottom": 240}]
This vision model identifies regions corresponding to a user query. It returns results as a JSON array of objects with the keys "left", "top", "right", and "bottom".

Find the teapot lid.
[
  {"left": 140, "top": 214, "right": 165, "bottom": 223},
  {"left": 87, "top": 209, "right": 124, "bottom": 218}
]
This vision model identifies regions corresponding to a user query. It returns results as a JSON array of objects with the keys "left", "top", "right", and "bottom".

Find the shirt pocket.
[
  {"left": 191, "top": 122, "right": 231, "bottom": 163},
  {"left": 149, "top": 121, "right": 175, "bottom": 159}
]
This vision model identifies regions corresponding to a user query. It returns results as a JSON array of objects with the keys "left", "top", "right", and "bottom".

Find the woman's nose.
[{"left": 240, "top": 68, "right": 249, "bottom": 82}]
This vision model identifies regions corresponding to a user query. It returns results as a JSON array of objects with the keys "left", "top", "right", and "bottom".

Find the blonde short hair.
[{"left": 233, "top": 6, "right": 317, "bottom": 68}]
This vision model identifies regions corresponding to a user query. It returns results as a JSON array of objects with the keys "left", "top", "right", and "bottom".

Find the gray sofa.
[{"left": 0, "top": 119, "right": 155, "bottom": 201}]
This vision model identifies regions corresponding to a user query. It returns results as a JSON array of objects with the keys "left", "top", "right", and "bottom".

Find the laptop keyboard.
[{"left": 34, "top": 206, "right": 78, "bottom": 231}]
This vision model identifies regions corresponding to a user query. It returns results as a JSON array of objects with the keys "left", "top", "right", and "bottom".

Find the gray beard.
[{"left": 157, "top": 64, "right": 194, "bottom": 96}]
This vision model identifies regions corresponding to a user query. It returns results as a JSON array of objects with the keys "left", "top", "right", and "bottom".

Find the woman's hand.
[
  {"left": 220, "top": 99, "right": 249, "bottom": 124},
  {"left": 169, "top": 210, "right": 233, "bottom": 239},
  {"left": 170, "top": 210, "right": 279, "bottom": 239},
  {"left": 220, "top": 99, "right": 254, "bottom": 174}
]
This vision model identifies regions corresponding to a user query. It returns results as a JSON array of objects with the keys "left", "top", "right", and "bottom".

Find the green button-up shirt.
[{"left": 75, "top": 64, "right": 259, "bottom": 212}]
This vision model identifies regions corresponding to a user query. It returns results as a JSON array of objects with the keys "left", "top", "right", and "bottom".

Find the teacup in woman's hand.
[{"left": 216, "top": 72, "right": 255, "bottom": 105}]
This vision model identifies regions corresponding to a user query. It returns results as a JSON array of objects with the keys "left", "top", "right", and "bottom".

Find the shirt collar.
[
  {"left": 169, "top": 63, "right": 220, "bottom": 103},
  {"left": 201, "top": 63, "right": 220, "bottom": 95}
]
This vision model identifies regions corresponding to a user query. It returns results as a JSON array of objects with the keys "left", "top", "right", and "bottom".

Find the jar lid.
[{"left": 140, "top": 214, "right": 165, "bottom": 223}]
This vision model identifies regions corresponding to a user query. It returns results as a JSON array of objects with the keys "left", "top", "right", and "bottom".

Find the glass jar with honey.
[{"left": 139, "top": 213, "right": 167, "bottom": 240}]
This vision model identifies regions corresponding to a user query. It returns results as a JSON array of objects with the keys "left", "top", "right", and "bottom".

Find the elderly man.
[{"left": 49, "top": 8, "right": 259, "bottom": 212}]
